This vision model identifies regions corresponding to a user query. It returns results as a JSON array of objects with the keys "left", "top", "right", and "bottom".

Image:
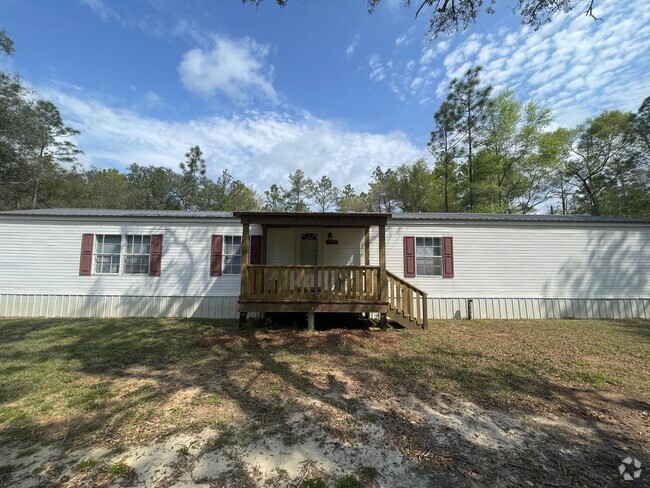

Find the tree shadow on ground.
[{"left": 0, "top": 318, "right": 647, "bottom": 487}]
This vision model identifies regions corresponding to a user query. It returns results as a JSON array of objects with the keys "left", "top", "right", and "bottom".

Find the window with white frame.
[
  {"left": 416, "top": 237, "right": 442, "bottom": 276},
  {"left": 95, "top": 235, "right": 122, "bottom": 274},
  {"left": 223, "top": 235, "right": 242, "bottom": 274},
  {"left": 124, "top": 235, "right": 151, "bottom": 274},
  {"left": 94, "top": 234, "right": 151, "bottom": 275}
]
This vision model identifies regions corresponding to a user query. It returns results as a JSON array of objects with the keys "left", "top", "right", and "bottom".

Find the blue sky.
[{"left": 2, "top": 0, "right": 649, "bottom": 192}]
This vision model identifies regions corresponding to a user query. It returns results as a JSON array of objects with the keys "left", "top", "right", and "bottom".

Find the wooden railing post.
[
  {"left": 379, "top": 224, "right": 387, "bottom": 330},
  {"left": 422, "top": 292, "right": 429, "bottom": 330},
  {"left": 241, "top": 223, "right": 250, "bottom": 300}
]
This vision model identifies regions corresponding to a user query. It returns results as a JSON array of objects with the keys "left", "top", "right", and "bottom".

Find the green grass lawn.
[{"left": 0, "top": 317, "right": 648, "bottom": 453}]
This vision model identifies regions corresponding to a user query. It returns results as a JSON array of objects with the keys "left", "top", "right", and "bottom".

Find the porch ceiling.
[{"left": 233, "top": 212, "right": 390, "bottom": 227}]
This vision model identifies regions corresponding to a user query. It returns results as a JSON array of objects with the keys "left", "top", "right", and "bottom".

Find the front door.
[{"left": 300, "top": 232, "right": 318, "bottom": 265}]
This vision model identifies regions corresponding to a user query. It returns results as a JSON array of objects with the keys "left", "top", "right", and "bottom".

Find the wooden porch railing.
[
  {"left": 242, "top": 265, "right": 382, "bottom": 302},
  {"left": 386, "top": 271, "right": 428, "bottom": 329}
]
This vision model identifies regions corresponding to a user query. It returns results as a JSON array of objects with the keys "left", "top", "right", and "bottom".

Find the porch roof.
[{"left": 233, "top": 212, "right": 390, "bottom": 227}]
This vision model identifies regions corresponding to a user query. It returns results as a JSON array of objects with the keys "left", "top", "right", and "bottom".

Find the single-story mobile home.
[{"left": 0, "top": 209, "right": 648, "bottom": 327}]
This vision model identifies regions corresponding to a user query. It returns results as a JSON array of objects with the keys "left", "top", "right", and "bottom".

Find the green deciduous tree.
[
  {"left": 566, "top": 111, "right": 638, "bottom": 216},
  {"left": 337, "top": 184, "right": 369, "bottom": 212},
  {"left": 392, "top": 159, "right": 438, "bottom": 212},
  {"left": 263, "top": 184, "right": 288, "bottom": 211},
  {"left": 367, "top": 166, "right": 399, "bottom": 212},
  {"left": 73, "top": 168, "right": 132, "bottom": 209},
  {"left": 474, "top": 90, "right": 554, "bottom": 213},
  {"left": 125, "top": 164, "right": 182, "bottom": 210},
  {"left": 0, "top": 33, "right": 81, "bottom": 210},
  {"left": 631, "top": 96, "right": 650, "bottom": 156},
  {"left": 204, "top": 169, "right": 261, "bottom": 211},
  {"left": 0, "top": 30, "right": 14, "bottom": 56},
  {"left": 27, "top": 100, "right": 82, "bottom": 208}
]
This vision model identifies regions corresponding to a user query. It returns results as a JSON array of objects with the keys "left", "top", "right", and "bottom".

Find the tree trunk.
[
  {"left": 31, "top": 178, "right": 40, "bottom": 209},
  {"left": 467, "top": 103, "right": 474, "bottom": 212}
]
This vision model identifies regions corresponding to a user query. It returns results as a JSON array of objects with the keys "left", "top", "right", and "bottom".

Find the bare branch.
[
  {"left": 584, "top": 0, "right": 602, "bottom": 21},
  {"left": 415, "top": 0, "right": 431, "bottom": 18}
]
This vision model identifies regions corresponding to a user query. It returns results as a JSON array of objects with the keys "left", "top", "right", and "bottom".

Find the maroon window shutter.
[
  {"left": 79, "top": 234, "right": 94, "bottom": 276},
  {"left": 403, "top": 236, "right": 416, "bottom": 278},
  {"left": 211, "top": 235, "right": 223, "bottom": 276},
  {"left": 250, "top": 235, "right": 262, "bottom": 265},
  {"left": 149, "top": 234, "right": 163, "bottom": 276},
  {"left": 442, "top": 236, "right": 454, "bottom": 278}
]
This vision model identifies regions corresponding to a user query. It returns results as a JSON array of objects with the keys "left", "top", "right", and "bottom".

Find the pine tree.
[{"left": 445, "top": 66, "right": 492, "bottom": 211}]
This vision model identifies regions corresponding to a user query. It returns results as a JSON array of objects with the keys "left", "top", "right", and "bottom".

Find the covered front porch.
[{"left": 234, "top": 212, "right": 428, "bottom": 331}]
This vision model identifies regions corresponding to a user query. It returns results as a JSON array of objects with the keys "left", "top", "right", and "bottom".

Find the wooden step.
[{"left": 387, "top": 307, "right": 422, "bottom": 330}]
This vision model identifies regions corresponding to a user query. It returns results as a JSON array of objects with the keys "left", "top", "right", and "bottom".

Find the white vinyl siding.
[
  {"left": 267, "top": 228, "right": 295, "bottom": 265},
  {"left": 0, "top": 218, "right": 258, "bottom": 297},
  {"left": 383, "top": 221, "right": 650, "bottom": 299},
  {"left": 322, "top": 227, "right": 363, "bottom": 266}
]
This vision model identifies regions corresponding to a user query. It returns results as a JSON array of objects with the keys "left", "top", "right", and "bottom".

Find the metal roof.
[
  {"left": 0, "top": 208, "right": 235, "bottom": 218},
  {"left": 0, "top": 208, "right": 647, "bottom": 225},
  {"left": 234, "top": 211, "right": 390, "bottom": 227},
  {"left": 392, "top": 213, "right": 650, "bottom": 224}
]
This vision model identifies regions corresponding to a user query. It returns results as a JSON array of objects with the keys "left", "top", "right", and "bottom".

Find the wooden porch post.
[
  {"left": 364, "top": 226, "right": 370, "bottom": 266},
  {"left": 379, "top": 224, "right": 387, "bottom": 331},
  {"left": 363, "top": 226, "right": 371, "bottom": 319},
  {"left": 240, "top": 223, "right": 250, "bottom": 329},
  {"left": 261, "top": 224, "right": 268, "bottom": 265}
]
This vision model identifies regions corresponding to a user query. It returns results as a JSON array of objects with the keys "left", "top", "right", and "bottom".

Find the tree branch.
[
  {"left": 415, "top": 0, "right": 431, "bottom": 18},
  {"left": 584, "top": 0, "right": 602, "bottom": 21}
]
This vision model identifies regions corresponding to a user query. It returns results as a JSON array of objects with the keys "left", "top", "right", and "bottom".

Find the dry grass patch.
[{"left": 0, "top": 317, "right": 648, "bottom": 487}]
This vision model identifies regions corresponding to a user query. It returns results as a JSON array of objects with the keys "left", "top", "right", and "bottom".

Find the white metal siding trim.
[
  {"left": 0, "top": 294, "right": 647, "bottom": 320},
  {"left": 0, "top": 294, "right": 257, "bottom": 319},
  {"left": 427, "top": 297, "right": 650, "bottom": 319}
]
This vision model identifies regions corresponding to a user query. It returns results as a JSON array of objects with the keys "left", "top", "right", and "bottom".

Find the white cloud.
[
  {"left": 420, "top": 40, "right": 451, "bottom": 64},
  {"left": 383, "top": 0, "right": 402, "bottom": 12},
  {"left": 346, "top": 35, "right": 361, "bottom": 58},
  {"left": 436, "top": 0, "right": 650, "bottom": 125},
  {"left": 368, "top": 48, "right": 443, "bottom": 105},
  {"left": 143, "top": 90, "right": 164, "bottom": 109},
  {"left": 410, "top": 77, "right": 424, "bottom": 90},
  {"left": 368, "top": 54, "right": 386, "bottom": 82},
  {"left": 79, "top": 0, "right": 120, "bottom": 22},
  {"left": 365, "top": 0, "right": 649, "bottom": 121},
  {"left": 38, "top": 86, "right": 423, "bottom": 192},
  {"left": 395, "top": 34, "right": 414, "bottom": 47},
  {"left": 178, "top": 36, "right": 277, "bottom": 104}
]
